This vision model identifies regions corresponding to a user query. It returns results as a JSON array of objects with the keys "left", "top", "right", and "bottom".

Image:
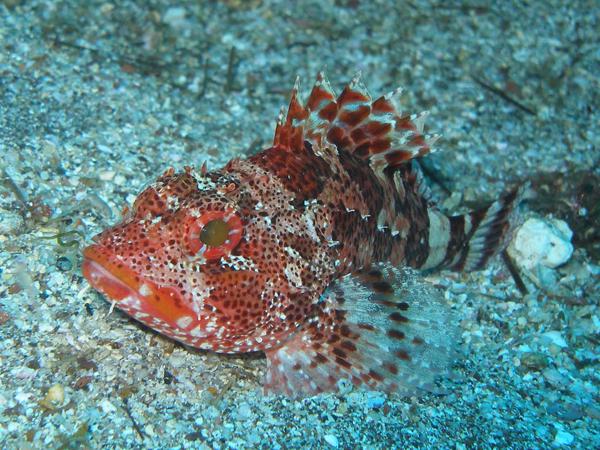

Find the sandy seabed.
[{"left": 1, "top": 1, "right": 598, "bottom": 448}]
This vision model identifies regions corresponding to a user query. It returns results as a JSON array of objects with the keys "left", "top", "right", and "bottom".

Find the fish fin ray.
[
  {"left": 264, "top": 265, "right": 458, "bottom": 397},
  {"left": 273, "top": 73, "right": 439, "bottom": 169}
]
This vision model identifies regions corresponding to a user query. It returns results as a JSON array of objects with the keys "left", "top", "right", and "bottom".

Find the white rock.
[
  {"left": 163, "top": 7, "right": 187, "bottom": 29},
  {"left": 508, "top": 218, "right": 573, "bottom": 270},
  {"left": 235, "top": 402, "right": 253, "bottom": 421},
  {"left": 0, "top": 210, "right": 24, "bottom": 235},
  {"left": 553, "top": 429, "right": 574, "bottom": 445},
  {"left": 542, "top": 330, "right": 568, "bottom": 348},
  {"left": 99, "top": 399, "right": 117, "bottom": 414},
  {"left": 324, "top": 434, "right": 339, "bottom": 448},
  {"left": 366, "top": 391, "right": 386, "bottom": 409},
  {"left": 99, "top": 170, "right": 115, "bottom": 181}
]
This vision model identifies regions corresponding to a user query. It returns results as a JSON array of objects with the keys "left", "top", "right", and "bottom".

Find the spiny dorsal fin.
[
  {"left": 272, "top": 72, "right": 440, "bottom": 170},
  {"left": 273, "top": 76, "right": 308, "bottom": 151}
]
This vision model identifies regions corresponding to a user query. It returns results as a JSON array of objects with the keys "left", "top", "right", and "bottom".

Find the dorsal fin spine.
[{"left": 273, "top": 73, "right": 439, "bottom": 170}]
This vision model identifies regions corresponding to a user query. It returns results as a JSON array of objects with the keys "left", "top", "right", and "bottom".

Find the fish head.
[{"left": 82, "top": 166, "right": 265, "bottom": 349}]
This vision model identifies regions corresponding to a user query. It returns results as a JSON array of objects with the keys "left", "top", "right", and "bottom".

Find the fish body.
[{"left": 83, "top": 74, "right": 520, "bottom": 396}]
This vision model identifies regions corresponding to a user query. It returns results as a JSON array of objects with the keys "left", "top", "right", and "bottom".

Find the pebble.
[
  {"left": 584, "top": 405, "right": 600, "bottom": 420},
  {"left": 99, "top": 170, "right": 115, "bottom": 181},
  {"left": 547, "top": 403, "right": 584, "bottom": 421},
  {"left": 0, "top": 210, "right": 24, "bottom": 235},
  {"left": 520, "top": 352, "right": 549, "bottom": 371},
  {"left": 366, "top": 391, "right": 386, "bottom": 409},
  {"left": 541, "top": 331, "right": 568, "bottom": 348},
  {"left": 99, "top": 399, "right": 117, "bottom": 414},
  {"left": 113, "top": 174, "right": 127, "bottom": 186},
  {"left": 55, "top": 256, "right": 73, "bottom": 272},
  {"left": 508, "top": 218, "right": 573, "bottom": 271},
  {"left": 163, "top": 7, "right": 187, "bottom": 29},
  {"left": 40, "top": 383, "right": 65, "bottom": 410},
  {"left": 324, "top": 434, "right": 339, "bottom": 448},
  {"left": 235, "top": 402, "right": 253, "bottom": 421},
  {"left": 543, "top": 369, "right": 569, "bottom": 388},
  {"left": 553, "top": 429, "right": 574, "bottom": 446}
]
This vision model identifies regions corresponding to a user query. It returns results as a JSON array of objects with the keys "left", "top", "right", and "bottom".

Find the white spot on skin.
[
  {"left": 283, "top": 246, "right": 305, "bottom": 287},
  {"left": 303, "top": 213, "right": 320, "bottom": 243},
  {"left": 139, "top": 284, "right": 152, "bottom": 297},
  {"left": 176, "top": 315, "right": 193, "bottom": 329},
  {"left": 121, "top": 295, "right": 142, "bottom": 311},
  {"left": 188, "top": 274, "right": 212, "bottom": 320},
  {"left": 166, "top": 195, "right": 180, "bottom": 210},
  {"left": 283, "top": 265, "right": 303, "bottom": 288}
]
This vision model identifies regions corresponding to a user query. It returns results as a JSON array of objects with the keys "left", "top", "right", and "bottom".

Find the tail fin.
[{"left": 422, "top": 186, "right": 526, "bottom": 272}]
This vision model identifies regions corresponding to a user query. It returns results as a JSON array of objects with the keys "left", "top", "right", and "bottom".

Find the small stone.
[
  {"left": 335, "top": 402, "right": 348, "bottom": 415},
  {"left": 541, "top": 331, "right": 568, "bottom": 348},
  {"left": 99, "top": 170, "right": 115, "bottom": 181},
  {"left": 584, "top": 405, "right": 600, "bottom": 419},
  {"left": 553, "top": 430, "right": 574, "bottom": 445},
  {"left": 99, "top": 399, "right": 117, "bottom": 414},
  {"left": 0, "top": 210, "right": 25, "bottom": 235},
  {"left": 235, "top": 402, "right": 252, "bottom": 421},
  {"left": 163, "top": 7, "right": 187, "bottom": 28},
  {"left": 366, "top": 391, "right": 386, "bottom": 409},
  {"left": 324, "top": 434, "right": 339, "bottom": 448},
  {"left": 535, "top": 425, "right": 550, "bottom": 440},
  {"left": 144, "top": 424, "right": 155, "bottom": 437},
  {"left": 46, "top": 384, "right": 64, "bottom": 403},
  {"left": 548, "top": 403, "right": 584, "bottom": 421},
  {"left": 40, "top": 384, "right": 65, "bottom": 410},
  {"left": 508, "top": 218, "right": 573, "bottom": 271},
  {"left": 114, "top": 174, "right": 126, "bottom": 186},
  {"left": 56, "top": 256, "right": 73, "bottom": 272},
  {"left": 520, "top": 352, "right": 549, "bottom": 371},
  {"left": 543, "top": 369, "right": 569, "bottom": 388}
]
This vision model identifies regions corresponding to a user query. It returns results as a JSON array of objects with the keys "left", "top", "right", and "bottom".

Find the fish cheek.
[{"left": 205, "top": 270, "right": 268, "bottom": 333}]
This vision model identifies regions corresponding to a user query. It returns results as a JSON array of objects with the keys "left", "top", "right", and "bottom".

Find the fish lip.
[
  {"left": 82, "top": 244, "right": 194, "bottom": 330},
  {"left": 82, "top": 244, "right": 141, "bottom": 302}
]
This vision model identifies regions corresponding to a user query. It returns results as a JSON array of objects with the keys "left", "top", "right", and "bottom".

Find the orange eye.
[{"left": 186, "top": 210, "right": 243, "bottom": 259}]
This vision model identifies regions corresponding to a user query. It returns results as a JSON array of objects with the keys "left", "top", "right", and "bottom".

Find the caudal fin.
[{"left": 422, "top": 185, "right": 526, "bottom": 272}]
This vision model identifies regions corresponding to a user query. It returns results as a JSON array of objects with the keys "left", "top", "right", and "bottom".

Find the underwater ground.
[{"left": 1, "top": 0, "right": 599, "bottom": 448}]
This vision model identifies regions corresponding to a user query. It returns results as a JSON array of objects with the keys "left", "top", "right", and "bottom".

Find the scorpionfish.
[{"left": 83, "top": 73, "right": 520, "bottom": 397}]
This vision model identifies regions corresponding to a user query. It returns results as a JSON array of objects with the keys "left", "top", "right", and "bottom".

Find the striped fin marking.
[{"left": 272, "top": 73, "right": 439, "bottom": 169}]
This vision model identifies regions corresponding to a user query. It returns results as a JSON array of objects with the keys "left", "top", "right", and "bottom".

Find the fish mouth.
[
  {"left": 82, "top": 245, "right": 142, "bottom": 302},
  {"left": 82, "top": 244, "right": 188, "bottom": 326}
]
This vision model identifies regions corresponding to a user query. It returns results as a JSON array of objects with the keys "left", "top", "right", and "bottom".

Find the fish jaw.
[{"left": 82, "top": 244, "right": 207, "bottom": 344}]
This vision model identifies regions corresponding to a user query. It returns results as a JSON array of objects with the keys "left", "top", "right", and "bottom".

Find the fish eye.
[
  {"left": 185, "top": 210, "right": 243, "bottom": 259},
  {"left": 199, "top": 219, "right": 229, "bottom": 247}
]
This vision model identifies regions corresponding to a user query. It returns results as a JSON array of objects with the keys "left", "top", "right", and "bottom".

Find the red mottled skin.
[
  {"left": 83, "top": 146, "right": 422, "bottom": 352},
  {"left": 83, "top": 73, "right": 520, "bottom": 396}
]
